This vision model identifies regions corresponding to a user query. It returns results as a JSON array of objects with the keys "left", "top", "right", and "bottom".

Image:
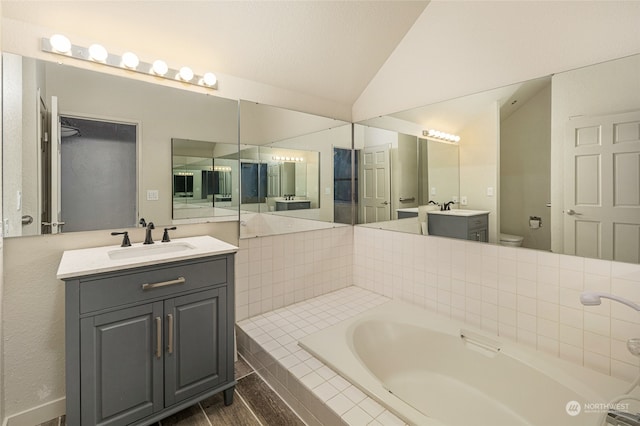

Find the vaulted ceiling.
[{"left": 1, "top": 1, "right": 429, "bottom": 106}]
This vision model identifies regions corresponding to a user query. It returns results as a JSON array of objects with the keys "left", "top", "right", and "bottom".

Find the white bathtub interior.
[{"left": 299, "top": 300, "right": 640, "bottom": 426}]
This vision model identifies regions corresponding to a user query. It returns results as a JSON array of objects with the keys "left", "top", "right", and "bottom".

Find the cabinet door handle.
[
  {"left": 155, "top": 316, "right": 162, "bottom": 359},
  {"left": 142, "top": 277, "right": 186, "bottom": 291},
  {"left": 167, "top": 313, "right": 174, "bottom": 355}
]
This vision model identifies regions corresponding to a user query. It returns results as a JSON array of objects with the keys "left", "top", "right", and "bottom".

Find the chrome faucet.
[{"left": 143, "top": 222, "right": 155, "bottom": 245}]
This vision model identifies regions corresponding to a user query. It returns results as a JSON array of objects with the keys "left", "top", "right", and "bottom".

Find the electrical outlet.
[
  {"left": 461, "top": 196, "right": 468, "bottom": 205},
  {"left": 147, "top": 189, "right": 159, "bottom": 201}
]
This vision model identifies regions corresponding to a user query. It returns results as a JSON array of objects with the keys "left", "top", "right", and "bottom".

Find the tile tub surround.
[
  {"left": 353, "top": 226, "right": 640, "bottom": 383},
  {"left": 235, "top": 226, "right": 353, "bottom": 321},
  {"left": 237, "top": 287, "right": 407, "bottom": 426}
]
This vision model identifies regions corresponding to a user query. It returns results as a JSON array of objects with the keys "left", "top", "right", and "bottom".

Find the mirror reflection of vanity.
[
  {"left": 354, "top": 53, "right": 640, "bottom": 264},
  {"left": 1, "top": 52, "right": 239, "bottom": 237}
]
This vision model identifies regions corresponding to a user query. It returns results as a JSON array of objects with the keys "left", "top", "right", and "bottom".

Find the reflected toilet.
[{"left": 500, "top": 233, "right": 524, "bottom": 247}]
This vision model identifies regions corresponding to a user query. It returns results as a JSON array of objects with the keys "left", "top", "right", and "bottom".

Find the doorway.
[{"left": 59, "top": 116, "right": 137, "bottom": 232}]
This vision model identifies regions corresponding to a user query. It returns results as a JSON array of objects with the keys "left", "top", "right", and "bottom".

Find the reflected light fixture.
[
  {"left": 423, "top": 129, "right": 461, "bottom": 143},
  {"left": 41, "top": 34, "right": 218, "bottom": 90}
]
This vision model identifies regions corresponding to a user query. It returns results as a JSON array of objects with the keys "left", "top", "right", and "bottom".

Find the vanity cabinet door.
[
  {"left": 164, "top": 287, "right": 228, "bottom": 407},
  {"left": 80, "top": 302, "right": 164, "bottom": 426}
]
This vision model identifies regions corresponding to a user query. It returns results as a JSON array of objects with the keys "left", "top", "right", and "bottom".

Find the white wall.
[
  {"left": 353, "top": 1, "right": 640, "bottom": 121},
  {"left": 501, "top": 84, "right": 551, "bottom": 250},
  {"left": 550, "top": 54, "right": 640, "bottom": 255},
  {"left": 459, "top": 103, "right": 500, "bottom": 243}
]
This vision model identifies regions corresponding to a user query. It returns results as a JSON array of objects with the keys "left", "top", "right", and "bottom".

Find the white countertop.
[
  {"left": 427, "top": 209, "right": 490, "bottom": 217},
  {"left": 275, "top": 199, "right": 311, "bottom": 203},
  {"left": 57, "top": 235, "right": 238, "bottom": 279}
]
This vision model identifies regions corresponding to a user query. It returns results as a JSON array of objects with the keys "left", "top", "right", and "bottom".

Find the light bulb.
[
  {"left": 152, "top": 60, "right": 168, "bottom": 76},
  {"left": 202, "top": 72, "right": 217, "bottom": 87},
  {"left": 121, "top": 52, "right": 139, "bottom": 69},
  {"left": 50, "top": 34, "right": 72, "bottom": 54},
  {"left": 178, "top": 66, "right": 194, "bottom": 82},
  {"left": 88, "top": 44, "right": 108, "bottom": 62}
]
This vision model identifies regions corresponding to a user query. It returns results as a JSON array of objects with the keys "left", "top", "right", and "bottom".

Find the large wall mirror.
[
  {"left": 239, "top": 100, "right": 352, "bottom": 238},
  {"left": 2, "top": 52, "right": 239, "bottom": 237},
  {"left": 355, "top": 53, "right": 640, "bottom": 264}
]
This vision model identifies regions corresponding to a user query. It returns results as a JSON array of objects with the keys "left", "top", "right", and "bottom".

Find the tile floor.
[{"left": 37, "top": 355, "right": 304, "bottom": 426}]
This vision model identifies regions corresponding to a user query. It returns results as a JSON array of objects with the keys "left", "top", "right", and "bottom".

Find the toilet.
[{"left": 500, "top": 233, "right": 524, "bottom": 247}]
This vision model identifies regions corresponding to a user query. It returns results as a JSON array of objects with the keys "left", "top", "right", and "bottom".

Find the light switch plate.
[
  {"left": 147, "top": 190, "right": 159, "bottom": 201},
  {"left": 487, "top": 187, "right": 494, "bottom": 197},
  {"left": 431, "top": 187, "right": 437, "bottom": 195}
]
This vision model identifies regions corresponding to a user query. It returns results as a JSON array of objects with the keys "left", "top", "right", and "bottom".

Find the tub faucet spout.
[{"left": 606, "top": 409, "right": 640, "bottom": 426}]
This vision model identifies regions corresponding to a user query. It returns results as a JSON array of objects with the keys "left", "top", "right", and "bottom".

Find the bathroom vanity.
[
  {"left": 57, "top": 236, "right": 237, "bottom": 426},
  {"left": 427, "top": 210, "right": 490, "bottom": 242}
]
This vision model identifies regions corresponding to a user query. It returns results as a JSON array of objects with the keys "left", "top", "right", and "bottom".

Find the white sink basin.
[
  {"left": 108, "top": 242, "right": 195, "bottom": 260},
  {"left": 427, "top": 209, "right": 490, "bottom": 217}
]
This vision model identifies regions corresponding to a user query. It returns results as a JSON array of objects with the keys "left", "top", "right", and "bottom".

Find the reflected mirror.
[
  {"left": 355, "top": 53, "right": 640, "bottom": 264},
  {"left": 171, "top": 138, "right": 239, "bottom": 222},
  {"left": 239, "top": 100, "right": 351, "bottom": 237},
  {"left": 2, "top": 52, "right": 239, "bottom": 237}
]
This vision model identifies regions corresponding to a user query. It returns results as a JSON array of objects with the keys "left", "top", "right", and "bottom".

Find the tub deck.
[{"left": 236, "top": 287, "right": 405, "bottom": 426}]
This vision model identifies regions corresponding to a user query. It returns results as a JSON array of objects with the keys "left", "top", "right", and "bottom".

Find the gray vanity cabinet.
[
  {"left": 427, "top": 212, "right": 489, "bottom": 242},
  {"left": 64, "top": 254, "right": 235, "bottom": 426}
]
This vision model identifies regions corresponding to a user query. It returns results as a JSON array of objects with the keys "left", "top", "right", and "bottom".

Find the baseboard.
[{"left": 3, "top": 397, "right": 65, "bottom": 426}]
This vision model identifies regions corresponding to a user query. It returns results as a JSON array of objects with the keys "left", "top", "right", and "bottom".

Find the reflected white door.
[
  {"left": 564, "top": 110, "right": 640, "bottom": 263},
  {"left": 360, "top": 144, "right": 391, "bottom": 223},
  {"left": 48, "top": 96, "right": 63, "bottom": 234}
]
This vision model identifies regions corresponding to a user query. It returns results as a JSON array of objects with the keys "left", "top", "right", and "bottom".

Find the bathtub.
[{"left": 298, "top": 301, "right": 637, "bottom": 426}]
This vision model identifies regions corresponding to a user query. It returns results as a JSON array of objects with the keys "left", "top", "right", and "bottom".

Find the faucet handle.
[
  {"left": 111, "top": 231, "right": 131, "bottom": 247},
  {"left": 162, "top": 227, "right": 177, "bottom": 243},
  {"left": 139, "top": 218, "right": 147, "bottom": 227}
]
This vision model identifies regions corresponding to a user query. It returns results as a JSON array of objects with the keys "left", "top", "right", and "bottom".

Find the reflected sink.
[
  {"left": 108, "top": 242, "right": 196, "bottom": 260},
  {"left": 427, "top": 209, "right": 490, "bottom": 217}
]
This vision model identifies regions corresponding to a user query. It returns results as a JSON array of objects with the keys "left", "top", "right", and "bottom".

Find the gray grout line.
[
  {"left": 198, "top": 402, "right": 214, "bottom": 426},
  {"left": 234, "top": 389, "right": 265, "bottom": 426}
]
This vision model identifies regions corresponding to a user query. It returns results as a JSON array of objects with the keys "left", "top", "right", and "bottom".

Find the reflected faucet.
[
  {"left": 143, "top": 222, "right": 155, "bottom": 245},
  {"left": 442, "top": 201, "right": 455, "bottom": 211}
]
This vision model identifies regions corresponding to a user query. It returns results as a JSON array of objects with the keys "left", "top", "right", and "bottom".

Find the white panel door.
[
  {"left": 565, "top": 110, "right": 640, "bottom": 262},
  {"left": 360, "top": 144, "right": 391, "bottom": 223}
]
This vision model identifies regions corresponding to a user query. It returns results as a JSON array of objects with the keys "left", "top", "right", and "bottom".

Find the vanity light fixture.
[
  {"left": 201, "top": 72, "right": 218, "bottom": 87},
  {"left": 41, "top": 35, "right": 218, "bottom": 90},
  {"left": 151, "top": 59, "right": 169, "bottom": 76},
  {"left": 423, "top": 129, "right": 461, "bottom": 143},
  {"left": 88, "top": 44, "right": 108, "bottom": 62},
  {"left": 121, "top": 52, "right": 139, "bottom": 69},
  {"left": 177, "top": 66, "right": 194, "bottom": 82},
  {"left": 213, "top": 166, "right": 232, "bottom": 172},
  {"left": 272, "top": 155, "right": 304, "bottom": 162},
  {"left": 50, "top": 34, "right": 72, "bottom": 54}
]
